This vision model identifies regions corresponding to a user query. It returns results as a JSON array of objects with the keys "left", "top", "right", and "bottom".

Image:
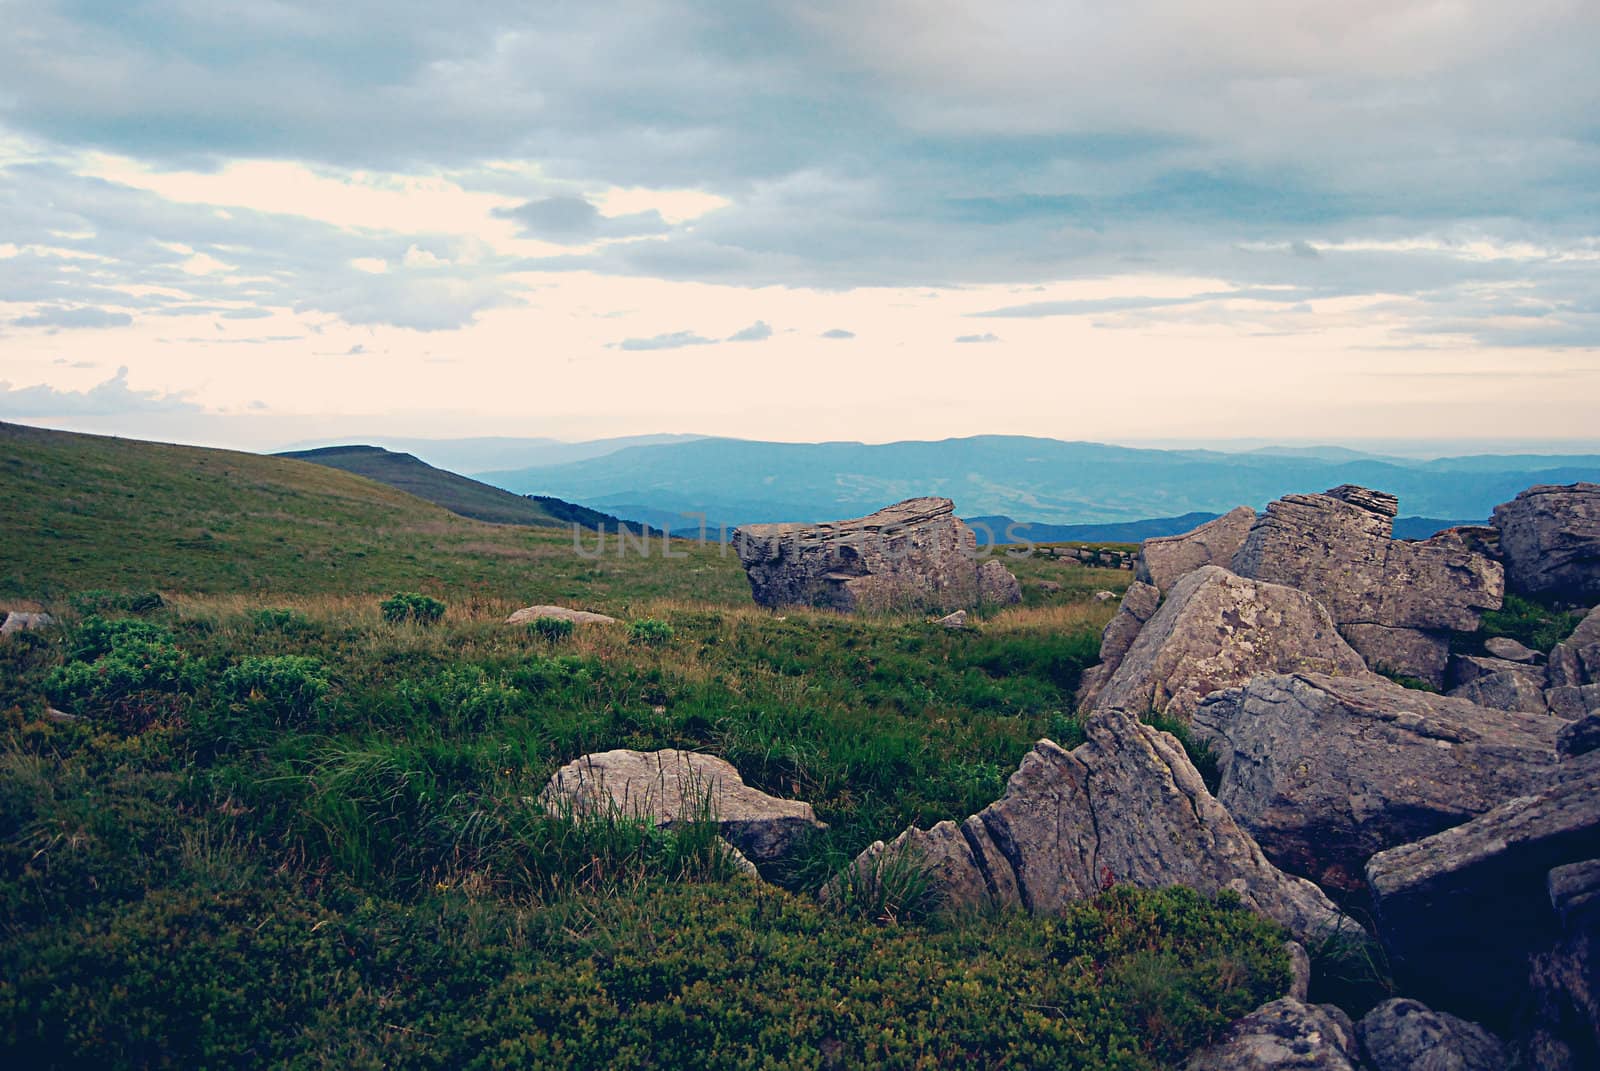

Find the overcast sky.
[{"left": 2, "top": 1, "right": 1598, "bottom": 451}]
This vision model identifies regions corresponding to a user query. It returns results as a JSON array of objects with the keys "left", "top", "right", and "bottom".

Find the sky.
[{"left": 1, "top": 1, "right": 1598, "bottom": 453}]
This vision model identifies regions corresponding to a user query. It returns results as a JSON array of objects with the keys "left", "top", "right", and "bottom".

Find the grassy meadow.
[{"left": 0, "top": 422, "right": 1297, "bottom": 1069}]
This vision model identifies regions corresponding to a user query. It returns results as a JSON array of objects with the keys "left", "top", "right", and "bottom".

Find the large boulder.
[
  {"left": 540, "top": 749, "right": 826, "bottom": 863},
  {"left": 1447, "top": 655, "right": 1552, "bottom": 715},
  {"left": 1491, "top": 484, "right": 1600, "bottom": 604},
  {"left": 1089, "top": 566, "right": 1369, "bottom": 720},
  {"left": 1074, "top": 580, "right": 1160, "bottom": 709},
  {"left": 1231, "top": 486, "right": 1503, "bottom": 687},
  {"left": 834, "top": 708, "right": 1351, "bottom": 944},
  {"left": 1365, "top": 753, "right": 1600, "bottom": 1030},
  {"left": 731, "top": 497, "right": 1021, "bottom": 613},
  {"left": 1356, "top": 998, "right": 1508, "bottom": 1071},
  {"left": 1137, "top": 506, "right": 1258, "bottom": 593},
  {"left": 0, "top": 611, "right": 55, "bottom": 635},
  {"left": 1519, "top": 859, "right": 1600, "bottom": 1071},
  {"left": 1185, "top": 999, "right": 1363, "bottom": 1071},
  {"left": 1547, "top": 605, "right": 1600, "bottom": 719},
  {"left": 1194, "top": 673, "right": 1563, "bottom": 892}
]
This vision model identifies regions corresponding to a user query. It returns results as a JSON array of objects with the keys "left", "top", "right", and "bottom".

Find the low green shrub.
[
  {"left": 1, "top": 882, "right": 1290, "bottom": 1070},
  {"left": 629, "top": 618, "right": 674, "bottom": 647},
  {"left": 44, "top": 616, "right": 198, "bottom": 722},
  {"left": 380, "top": 592, "right": 446, "bottom": 626},
  {"left": 248, "top": 607, "right": 312, "bottom": 634},
  {"left": 529, "top": 616, "right": 575, "bottom": 643},
  {"left": 220, "top": 655, "right": 331, "bottom": 722},
  {"left": 1474, "top": 593, "right": 1587, "bottom": 654}
]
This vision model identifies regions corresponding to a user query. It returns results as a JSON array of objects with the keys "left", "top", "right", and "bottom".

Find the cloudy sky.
[{"left": 2, "top": 1, "right": 1598, "bottom": 451}]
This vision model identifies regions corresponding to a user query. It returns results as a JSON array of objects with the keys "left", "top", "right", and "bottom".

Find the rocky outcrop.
[
  {"left": 505, "top": 605, "right": 619, "bottom": 626},
  {"left": 1365, "top": 753, "right": 1600, "bottom": 1029},
  {"left": 1136, "top": 506, "right": 1258, "bottom": 592},
  {"left": 1185, "top": 999, "right": 1362, "bottom": 1071},
  {"left": 1356, "top": 999, "right": 1507, "bottom": 1071},
  {"left": 1486, "top": 636, "right": 1541, "bottom": 663},
  {"left": 1231, "top": 486, "right": 1503, "bottom": 687},
  {"left": 1194, "top": 673, "right": 1563, "bottom": 892},
  {"left": 1547, "top": 605, "right": 1600, "bottom": 719},
  {"left": 834, "top": 708, "right": 1350, "bottom": 943},
  {"left": 1491, "top": 484, "right": 1600, "bottom": 604},
  {"left": 1074, "top": 580, "right": 1160, "bottom": 710},
  {"left": 1448, "top": 655, "right": 1551, "bottom": 715},
  {"left": 731, "top": 498, "right": 1021, "bottom": 613},
  {"left": 0, "top": 611, "right": 55, "bottom": 634},
  {"left": 540, "top": 749, "right": 825, "bottom": 863},
  {"left": 1089, "top": 566, "right": 1369, "bottom": 721}
]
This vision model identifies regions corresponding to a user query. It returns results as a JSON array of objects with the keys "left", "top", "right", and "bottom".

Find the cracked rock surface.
[{"left": 833, "top": 707, "right": 1350, "bottom": 943}]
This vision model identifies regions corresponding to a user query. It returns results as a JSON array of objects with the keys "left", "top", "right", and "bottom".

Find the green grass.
[{"left": 0, "top": 422, "right": 1299, "bottom": 1068}]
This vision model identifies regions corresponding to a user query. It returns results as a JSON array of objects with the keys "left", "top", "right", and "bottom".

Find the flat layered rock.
[
  {"left": 1090, "top": 566, "right": 1368, "bottom": 721},
  {"left": 541, "top": 749, "right": 825, "bottom": 862},
  {"left": 1365, "top": 754, "right": 1600, "bottom": 1025},
  {"left": 731, "top": 497, "right": 1021, "bottom": 613},
  {"left": 1491, "top": 483, "right": 1600, "bottom": 603},
  {"left": 834, "top": 708, "right": 1350, "bottom": 943},
  {"left": 506, "top": 605, "right": 619, "bottom": 625},
  {"left": 1136, "top": 506, "right": 1258, "bottom": 593},
  {"left": 1195, "top": 672, "right": 1562, "bottom": 892},
  {"left": 1231, "top": 486, "right": 1503, "bottom": 686}
]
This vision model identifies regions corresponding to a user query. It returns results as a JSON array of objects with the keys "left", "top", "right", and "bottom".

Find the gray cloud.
[
  {"left": 0, "top": 366, "right": 200, "bottom": 416},
  {"left": 726, "top": 320, "right": 772, "bottom": 342},
  {"left": 493, "top": 195, "right": 670, "bottom": 243},
  {"left": 955, "top": 333, "right": 1001, "bottom": 344},
  {"left": 821, "top": 328, "right": 855, "bottom": 339},
  {"left": 12, "top": 305, "right": 134, "bottom": 329},
  {"left": 613, "top": 330, "right": 717, "bottom": 351}
]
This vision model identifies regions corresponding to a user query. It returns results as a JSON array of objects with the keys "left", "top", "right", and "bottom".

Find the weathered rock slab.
[
  {"left": 1091, "top": 566, "right": 1369, "bottom": 721},
  {"left": 1491, "top": 483, "right": 1600, "bottom": 604},
  {"left": 1486, "top": 636, "right": 1542, "bottom": 663},
  {"left": 506, "top": 605, "right": 619, "bottom": 626},
  {"left": 836, "top": 708, "right": 1351, "bottom": 943},
  {"left": 1365, "top": 755, "right": 1600, "bottom": 1026},
  {"left": 1194, "top": 672, "right": 1563, "bottom": 892},
  {"left": 1185, "top": 999, "right": 1362, "bottom": 1071},
  {"left": 1075, "top": 580, "right": 1160, "bottom": 710},
  {"left": 541, "top": 749, "right": 825, "bottom": 862},
  {"left": 1356, "top": 998, "right": 1508, "bottom": 1071},
  {"left": 731, "top": 498, "right": 1021, "bottom": 613},
  {"left": 1137, "top": 506, "right": 1258, "bottom": 593}
]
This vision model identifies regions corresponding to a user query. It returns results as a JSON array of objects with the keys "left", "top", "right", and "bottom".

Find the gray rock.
[
  {"left": 1074, "top": 580, "right": 1160, "bottom": 710},
  {"left": 540, "top": 749, "right": 826, "bottom": 862},
  {"left": 1195, "top": 673, "right": 1563, "bottom": 892},
  {"left": 935, "top": 609, "right": 968, "bottom": 629},
  {"left": 1357, "top": 998, "right": 1508, "bottom": 1071},
  {"left": 1365, "top": 756, "right": 1600, "bottom": 1026},
  {"left": 1232, "top": 486, "right": 1503, "bottom": 683},
  {"left": 1517, "top": 859, "right": 1600, "bottom": 1071},
  {"left": 0, "top": 611, "right": 56, "bottom": 634},
  {"left": 1091, "top": 566, "right": 1369, "bottom": 721},
  {"left": 1137, "top": 506, "right": 1259, "bottom": 593},
  {"left": 1451, "top": 655, "right": 1542, "bottom": 688},
  {"left": 731, "top": 498, "right": 1021, "bottom": 613},
  {"left": 1450, "top": 670, "right": 1551, "bottom": 715},
  {"left": 1491, "top": 484, "right": 1600, "bottom": 604},
  {"left": 1548, "top": 605, "right": 1600, "bottom": 691},
  {"left": 834, "top": 708, "right": 1352, "bottom": 943},
  {"left": 1342, "top": 623, "right": 1453, "bottom": 690},
  {"left": 1557, "top": 714, "right": 1600, "bottom": 759},
  {"left": 1287, "top": 940, "right": 1313, "bottom": 1002},
  {"left": 505, "top": 605, "right": 619, "bottom": 626},
  {"left": 1486, "top": 636, "right": 1542, "bottom": 663},
  {"left": 1093, "top": 589, "right": 1117, "bottom": 602},
  {"left": 978, "top": 558, "right": 1023, "bottom": 607},
  {"left": 1185, "top": 999, "right": 1362, "bottom": 1071}
]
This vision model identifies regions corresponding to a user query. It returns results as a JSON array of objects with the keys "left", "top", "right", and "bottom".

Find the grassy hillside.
[
  {"left": 277, "top": 444, "right": 648, "bottom": 532},
  {"left": 0, "top": 422, "right": 1317, "bottom": 1069},
  {"left": 0, "top": 422, "right": 739, "bottom": 605}
]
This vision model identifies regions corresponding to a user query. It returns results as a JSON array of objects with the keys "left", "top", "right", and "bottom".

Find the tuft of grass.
[{"left": 380, "top": 592, "right": 447, "bottom": 626}]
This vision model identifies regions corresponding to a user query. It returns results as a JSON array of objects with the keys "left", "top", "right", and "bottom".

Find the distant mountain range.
[
  {"left": 277, "top": 445, "right": 650, "bottom": 532},
  {"left": 473, "top": 434, "right": 1600, "bottom": 531},
  {"left": 277, "top": 433, "right": 705, "bottom": 476}
]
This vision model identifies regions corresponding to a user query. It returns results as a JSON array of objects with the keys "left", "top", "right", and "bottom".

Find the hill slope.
[
  {"left": 276, "top": 444, "right": 645, "bottom": 531},
  {"left": 478, "top": 434, "right": 1600, "bottom": 526},
  {"left": 0, "top": 422, "right": 735, "bottom": 602}
]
